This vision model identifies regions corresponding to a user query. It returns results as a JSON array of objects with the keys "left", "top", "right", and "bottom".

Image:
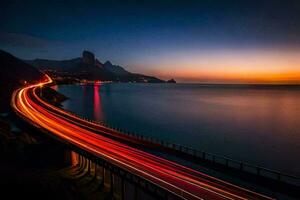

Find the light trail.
[{"left": 11, "top": 76, "right": 274, "bottom": 200}]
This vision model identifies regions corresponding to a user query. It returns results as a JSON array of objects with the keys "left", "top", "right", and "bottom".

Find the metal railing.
[{"left": 52, "top": 108, "right": 300, "bottom": 187}]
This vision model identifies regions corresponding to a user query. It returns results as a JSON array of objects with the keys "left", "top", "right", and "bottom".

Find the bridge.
[{"left": 11, "top": 75, "right": 274, "bottom": 200}]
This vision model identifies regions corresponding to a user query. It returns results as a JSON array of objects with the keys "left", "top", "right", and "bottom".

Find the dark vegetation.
[
  {"left": 0, "top": 110, "right": 83, "bottom": 200},
  {"left": 37, "top": 86, "right": 68, "bottom": 106},
  {"left": 0, "top": 50, "right": 80, "bottom": 199},
  {"left": 0, "top": 50, "right": 44, "bottom": 112}
]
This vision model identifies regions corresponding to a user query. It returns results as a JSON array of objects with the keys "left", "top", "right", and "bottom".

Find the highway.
[{"left": 11, "top": 76, "right": 274, "bottom": 200}]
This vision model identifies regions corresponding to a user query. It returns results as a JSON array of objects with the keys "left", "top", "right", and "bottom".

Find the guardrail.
[
  {"left": 11, "top": 103, "right": 181, "bottom": 200},
  {"left": 47, "top": 106, "right": 300, "bottom": 187},
  {"left": 124, "top": 135, "right": 299, "bottom": 186},
  {"left": 68, "top": 147, "right": 179, "bottom": 200}
]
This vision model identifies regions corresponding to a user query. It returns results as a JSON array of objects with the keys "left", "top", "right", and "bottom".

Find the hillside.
[{"left": 0, "top": 50, "right": 44, "bottom": 112}]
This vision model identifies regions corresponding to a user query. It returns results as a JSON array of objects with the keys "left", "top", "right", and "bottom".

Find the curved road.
[{"left": 11, "top": 76, "right": 273, "bottom": 200}]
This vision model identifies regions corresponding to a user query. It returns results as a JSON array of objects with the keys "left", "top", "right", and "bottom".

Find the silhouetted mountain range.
[
  {"left": 27, "top": 50, "right": 166, "bottom": 83},
  {"left": 0, "top": 49, "right": 176, "bottom": 111},
  {"left": 103, "top": 61, "right": 131, "bottom": 76}
]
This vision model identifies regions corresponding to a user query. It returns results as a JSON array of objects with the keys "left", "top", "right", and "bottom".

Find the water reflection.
[
  {"left": 93, "top": 84, "right": 103, "bottom": 121},
  {"left": 51, "top": 85, "right": 58, "bottom": 90},
  {"left": 58, "top": 83, "right": 300, "bottom": 176}
]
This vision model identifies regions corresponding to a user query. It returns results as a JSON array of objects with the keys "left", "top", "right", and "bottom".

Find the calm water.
[{"left": 56, "top": 83, "right": 300, "bottom": 176}]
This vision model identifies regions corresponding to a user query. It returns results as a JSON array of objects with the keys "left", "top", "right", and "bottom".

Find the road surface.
[{"left": 11, "top": 76, "right": 273, "bottom": 200}]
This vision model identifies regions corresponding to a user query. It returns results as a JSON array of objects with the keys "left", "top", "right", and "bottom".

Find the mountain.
[
  {"left": 70, "top": 51, "right": 115, "bottom": 81},
  {"left": 103, "top": 61, "right": 131, "bottom": 76},
  {"left": 0, "top": 50, "right": 44, "bottom": 111},
  {"left": 27, "top": 50, "right": 165, "bottom": 83},
  {"left": 103, "top": 61, "right": 164, "bottom": 83},
  {"left": 27, "top": 51, "right": 115, "bottom": 81}
]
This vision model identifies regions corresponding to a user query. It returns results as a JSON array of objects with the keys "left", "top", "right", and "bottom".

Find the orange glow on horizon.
[
  {"left": 156, "top": 70, "right": 300, "bottom": 84},
  {"left": 135, "top": 49, "right": 300, "bottom": 84}
]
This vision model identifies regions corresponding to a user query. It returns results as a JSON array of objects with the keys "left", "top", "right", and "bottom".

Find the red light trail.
[{"left": 11, "top": 76, "right": 273, "bottom": 200}]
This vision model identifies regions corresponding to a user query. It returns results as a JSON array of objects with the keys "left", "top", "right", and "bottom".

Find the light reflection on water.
[
  {"left": 93, "top": 84, "right": 103, "bottom": 121},
  {"left": 57, "top": 83, "right": 300, "bottom": 176}
]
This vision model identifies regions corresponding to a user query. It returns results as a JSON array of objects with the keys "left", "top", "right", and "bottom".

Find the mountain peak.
[
  {"left": 82, "top": 50, "right": 95, "bottom": 65},
  {"left": 104, "top": 60, "right": 113, "bottom": 67},
  {"left": 95, "top": 59, "right": 104, "bottom": 68}
]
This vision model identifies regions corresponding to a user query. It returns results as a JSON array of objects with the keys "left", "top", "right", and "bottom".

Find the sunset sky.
[{"left": 1, "top": 0, "right": 300, "bottom": 83}]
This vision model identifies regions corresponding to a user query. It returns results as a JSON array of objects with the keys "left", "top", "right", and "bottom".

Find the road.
[{"left": 11, "top": 76, "right": 273, "bottom": 200}]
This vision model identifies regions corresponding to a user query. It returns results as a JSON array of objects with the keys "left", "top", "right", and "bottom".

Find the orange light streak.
[{"left": 11, "top": 76, "right": 274, "bottom": 200}]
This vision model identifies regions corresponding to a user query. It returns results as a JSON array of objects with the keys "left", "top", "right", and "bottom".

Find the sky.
[{"left": 1, "top": 0, "right": 300, "bottom": 83}]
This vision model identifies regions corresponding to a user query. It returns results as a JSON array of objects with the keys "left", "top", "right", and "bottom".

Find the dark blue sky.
[{"left": 1, "top": 0, "right": 300, "bottom": 82}]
